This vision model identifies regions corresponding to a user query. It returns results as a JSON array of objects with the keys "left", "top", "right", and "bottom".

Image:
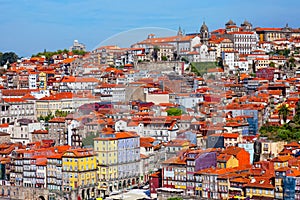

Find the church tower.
[
  {"left": 241, "top": 20, "right": 253, "bottom": 31},
  {"left": 200, "top": 22, "right": 209, "bottom": 45},
  {"left": 177, "top": 26, "right": 183, "bottom": 36}
]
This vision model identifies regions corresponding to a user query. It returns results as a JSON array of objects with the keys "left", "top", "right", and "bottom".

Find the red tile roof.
[
  {"left": 32, "top": 130, "right": 48, "bottom": 134},
  {"left": 39, "top": 92, "right": 73, "bottom": 100},
  {"left": 217, "top": 154, "right": 233, "bottom": 162},
  {"left": 48, "top": 117, "right": 66, "bottom": 123},
  {"left": 60, "top": 76, "right": 99, "bottom": 83},
  {"left": 3, "top": 98, "right": 26, "bottom": 103},
  {"left": 271, "top": 155, "right": 291, "bottom": 162}
]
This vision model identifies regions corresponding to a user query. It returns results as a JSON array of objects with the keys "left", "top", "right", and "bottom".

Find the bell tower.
[{"left": 200, "top": 22, "right": 209, "bottom": 45}]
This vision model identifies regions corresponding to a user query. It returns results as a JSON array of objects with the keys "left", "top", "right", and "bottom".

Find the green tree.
[
  {"left": 288, "top": 57, "right": 296, "bottom": 70},
  {"left": 250, "top": 73, "right": 256, "bottom": 77},
  {"left": 269, "top": 61, "right": 275, "bottom": 67},
  {"left": 293, "top": 101, "right": 300, "bottom": 123},
  {"left": 277, "top": 129, "right": 291, "bottom": 140},
  {"left": 289, "top": 57, "right": 296, "bottom": 64},
  {"left": 0, "top": 52, "right": 18, "bottom": 66},
  {"left": 44, "top": 112, "right": 54, "bottom": 122},
  {"left": 292, "top": 131, "right": 300, "bottom": 140},
  {"left": 152, "top": 46, "right": 159, "bottom": 62},
  {"left": 166, "top": 107, "right": 183, "bottom": 116},
  {"left": 278, "top": 103, "right": 291, "bottom": 123},
  {"left": 161, "top": 55, "right": 168, "bottom": 61},
  {"left": 55, "top": 110, "right": 68, "bottom": 117},
  {"left": 167, "top": 198, "right": 183, "bottom": 200},
  {"left": 260, "top": 101, "right": 300, "bottom": 141},
  {"left": 278, "top": 49, "right": 290, "bottom": 57},
  {"left": 72, "top": 49, "right": 86, "bottom": 55},
  {"left": 38, "top": 115, "right": 44, "bottom": 122}
]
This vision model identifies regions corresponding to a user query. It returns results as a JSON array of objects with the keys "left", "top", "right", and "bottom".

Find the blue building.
[
  {"left": 224, "top": 109, "right": 259, "bottom": 135},
  {"left": 283, "top": 176, "right": 296, "bottom": 200}
]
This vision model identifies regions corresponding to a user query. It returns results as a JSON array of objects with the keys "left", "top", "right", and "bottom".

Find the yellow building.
[
  {"left": 256, "top": 28, "right": 285, "bottom": 42},
  {"left": 217, "top": 154, "right": 239, "bottom": 169},
  {"left": 245, "top": 179, "right": 275, "bottom": 199},
  {"left": 271, "top": 155, "right": 290, "bottom": 170},
  {"left": 94, "top": 131, "right": 141, "bottom": 198},
  {"left": 255, "top": 58, "right": 270, "bottom": 70},
  {"left": 62, "top": 148, "right": 97, "bottom": 191},
  {"left": 94, "top": 136, "right": 118, "bottom": 192},
  {"left": 38, "top": 72, "right": 47, "bottom": 90}
]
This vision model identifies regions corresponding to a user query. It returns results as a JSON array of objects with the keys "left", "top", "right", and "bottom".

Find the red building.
[
  {"left": 222, "top": 146, "right": 251, "bottom": 167},
  {"left": 149, "top": 170, "right": 162, "bottom": 198},
  {"left": 256, "top": 67, "right": 275, "bottom": 81}
]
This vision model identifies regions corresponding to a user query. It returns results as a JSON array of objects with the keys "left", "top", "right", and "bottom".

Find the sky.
[{"left": 1, "top": 0, "right": 300, "bottom": 57}]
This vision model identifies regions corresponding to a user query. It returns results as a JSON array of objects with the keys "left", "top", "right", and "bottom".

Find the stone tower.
[{"left": 200, "top": 21, "right": 209, "bottom": 45}]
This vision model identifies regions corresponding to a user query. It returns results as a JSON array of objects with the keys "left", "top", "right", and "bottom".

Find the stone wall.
[
  {"left": 136, "top": 61, "right": 184, "bottom": 74},
  {"left": 0, "top": 185, "right": 49, "bottom": 200},
  {"left": 125, "top": 86, "right": 145, "bottom": 102},
  {"left": 0, "top": 185, "right": 98, "bottom": 200}
]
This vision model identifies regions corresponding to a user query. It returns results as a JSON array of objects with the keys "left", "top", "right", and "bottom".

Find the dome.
[
  {"left": 241, "top": 20, "right": 252, "bottom": 27},
  {"left": 225, "top": 19, "right": 236, "bottom": 26},
  {"left": 200, "top": 22, "right": 209, "bottom": 32}
]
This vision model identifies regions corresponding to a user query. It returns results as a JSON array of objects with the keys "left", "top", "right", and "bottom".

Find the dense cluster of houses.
[{"left": 0, "top": 20, "right": 300, "bottom": 200}]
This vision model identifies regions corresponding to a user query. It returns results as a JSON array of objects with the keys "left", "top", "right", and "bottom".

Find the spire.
[{"left": 177, "top": 26, "right": 183, "bottom": 36}]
